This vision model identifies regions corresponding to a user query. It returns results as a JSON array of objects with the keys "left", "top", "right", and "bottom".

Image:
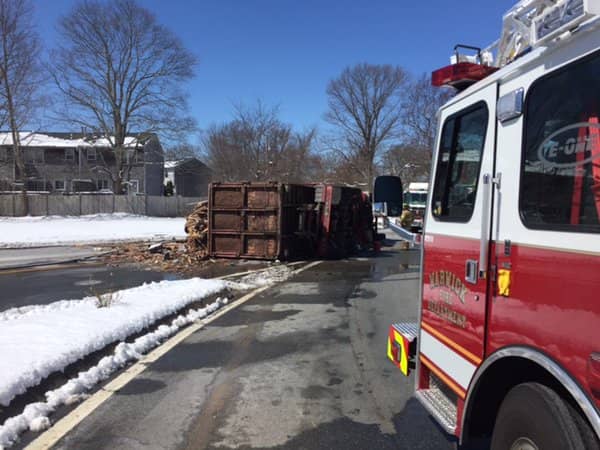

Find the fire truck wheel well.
[{"left": 461, "top": 356, "right": 592, "bottom": 446}]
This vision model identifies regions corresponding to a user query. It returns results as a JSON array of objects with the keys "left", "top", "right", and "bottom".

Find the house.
[
  {"left": 0, "top": 132, "right": 164, "bottom": 195},
  {"left": 164, "top": 158, "right": 212, "bottom": 197}
]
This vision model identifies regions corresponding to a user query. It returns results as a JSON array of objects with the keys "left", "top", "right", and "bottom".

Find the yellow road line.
[{"left": 26, "top": 260, "right": 321, "bottom": 450}]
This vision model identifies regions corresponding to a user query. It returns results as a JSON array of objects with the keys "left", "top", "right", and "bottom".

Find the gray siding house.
[
  {"left": 164, "top": 158, "right": 212, "bottom": 197},
  {"left": 0, "top": 132, "right": 164, "bottom": 195}
]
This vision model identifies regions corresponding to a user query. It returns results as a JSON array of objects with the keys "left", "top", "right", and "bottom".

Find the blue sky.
[{"left": 34, "top": 0, "right": 515, "bottom": 136}]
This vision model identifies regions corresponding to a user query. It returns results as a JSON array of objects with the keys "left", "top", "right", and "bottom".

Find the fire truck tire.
[
  {"left": 490, "top": 382, "right": 592, "bottom": 450},
  {"left": 570, "top": 399, "right": 600, "bottom": 450}
]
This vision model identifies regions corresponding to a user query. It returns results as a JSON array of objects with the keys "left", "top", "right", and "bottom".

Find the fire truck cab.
[{"left": 388, "top": 1, "right": 600, "bottom": 448}]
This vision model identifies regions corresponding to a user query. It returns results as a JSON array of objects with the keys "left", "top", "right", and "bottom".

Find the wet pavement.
[
  {"left": 0, "top": 264, "right": 180, "bottom": 312},
  {"left": 0, "top": 246, "right": 108, "bottom": 270},
  {"left": 42, "top": 238, "right": 456, "bottom": 450}
]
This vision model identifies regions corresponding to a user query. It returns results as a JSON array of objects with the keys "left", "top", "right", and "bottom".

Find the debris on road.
[
  {"left": 104, "top": 200, "right": 211, "bottom": 273},
  {"left": 148, "top": 243, "right": 164, "bottom": 254},
  {"left": 104, "top": 242, "right": 199, "bottom": 273}
]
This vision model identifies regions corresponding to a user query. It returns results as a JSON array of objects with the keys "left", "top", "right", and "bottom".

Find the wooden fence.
[{"left": 0, "top": 194, "right": 205, "bottom": 217}]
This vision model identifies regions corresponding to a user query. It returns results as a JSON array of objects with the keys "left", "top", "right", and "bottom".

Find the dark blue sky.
[{"left": 35, "top": 0, "right": 515, "bottom": 134}]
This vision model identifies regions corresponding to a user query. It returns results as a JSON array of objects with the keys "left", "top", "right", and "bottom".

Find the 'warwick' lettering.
[{"left": 429, "top": 270, "right": 468, "bottom": 304}]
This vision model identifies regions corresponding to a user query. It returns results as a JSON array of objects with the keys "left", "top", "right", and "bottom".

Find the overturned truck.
[{"left": 206, "top": 182, "right": 377, "bottom": 260}]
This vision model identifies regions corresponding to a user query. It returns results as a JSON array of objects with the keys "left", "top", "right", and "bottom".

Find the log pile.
[{"left": 184, "top": 200, "right": 209, "bottom": 256}]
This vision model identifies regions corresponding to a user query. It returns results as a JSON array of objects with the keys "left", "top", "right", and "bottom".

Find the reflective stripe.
[
  {"left": 421, "top": 321, "right": 482, "bottom": 365},
  {"left": 421, "top": 354, "right": 466, "bottom": 399},
  {"left": 421, "top": 329, "right": 477, "bottom": 390}
]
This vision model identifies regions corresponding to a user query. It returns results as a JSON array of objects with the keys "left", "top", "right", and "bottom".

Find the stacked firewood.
[{"left": 184, "top": 200, "right": 209, "bottom": 256}]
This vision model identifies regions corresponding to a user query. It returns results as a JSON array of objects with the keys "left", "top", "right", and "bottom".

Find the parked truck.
[{"left": 404, "top": 182, "right": 428, "bottom": 233}]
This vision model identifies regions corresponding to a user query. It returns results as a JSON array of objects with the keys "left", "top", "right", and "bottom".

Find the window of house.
[
  {"left": 520, "top": 50, "right": 600, "bottom": 233},
  {"left": 122, "top": 149, "right": 138, "bottom": 164},
  {"left": 65, "top": 148, "right": 75, "bottom": 162},
  {"left": 87, "top": 148, "right": 97, "bottom": 162},
  {"left": 431, "top": 103, "right": 489, "bottom": 222},
  {"left": 0, "top": 148, "right": 7, "bottom": 162},
  {"left": 54, "top": 180, "right": 66, "bottom": 191},
  {"left": 26, "top": 149, "right": 45, "bottom": 164},
  {"left": 97, "top": 179, "right": 110, "bottom": 191},
  {"left": 127, "top": 179, "right": 139, "bottom": 194},
  {"left": 26, "top": 180, "right": 48, "bottom": 191},
  {"left": 72, "top": 179, "right": 94, "bottom": 192}
]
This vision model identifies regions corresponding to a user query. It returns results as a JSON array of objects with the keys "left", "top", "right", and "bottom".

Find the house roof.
[
  {"left": 164, "top": 158, "right": 210, "bottom": 170},
  {"left": 0, "top": 132, "right": 150, "bottom": 148},
  {"left": 164, "top": 160, "right": 182, "bottom": 169}
]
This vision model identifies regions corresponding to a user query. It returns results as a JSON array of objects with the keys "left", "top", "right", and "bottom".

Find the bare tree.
[
  {"left": 203, "top": 102, "right": 320, "bottom": 183},
  {"left": 51, "top": 0, "right": 197, "bottom": 194},
  {"left": 401, "top": 73, "right": 454, "bottom": 155},
  {"left": 382, "top": 144, "right": 431, "bottom": 185},
  {"left": 277, "top": 129, "right": 320, "bottom": 183},
  {"left": 324, "top": 63, "right": 407, "bottom": 189},
  {"left": 163, "top": 142, "right": 202, "bottom": 161},
  {"left": 312, "top": 149, "right": 364, "bottom": 186},
  {"left": 0, "top": 0, "right": 44, "bottom": 212}
]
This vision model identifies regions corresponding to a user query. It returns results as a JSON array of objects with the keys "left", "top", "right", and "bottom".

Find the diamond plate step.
[
  {"left": 391, "top": 322, "right": 418, "bottom": 341},
  {"left": 416, "top": 388, "right": 457, "bottom": 434}
]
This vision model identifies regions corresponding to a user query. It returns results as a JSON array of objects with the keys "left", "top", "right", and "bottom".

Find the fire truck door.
[{"left": 420, "top": 82, "right": 497, "bottom": 395}]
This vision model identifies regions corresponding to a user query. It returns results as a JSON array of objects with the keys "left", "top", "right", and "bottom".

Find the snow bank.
[
  {"left": 0, "top": 297, "right": 229, "bottom": 449},
  {"left": 0, "top": 277, "right": 226, "bottom": 407},
  {"left": 0, "top": 214, "right": 186, "bottom": 248}
]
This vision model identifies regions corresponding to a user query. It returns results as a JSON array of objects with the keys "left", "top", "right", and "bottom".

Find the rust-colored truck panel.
[{"left": 208, "top": 182, "right": 317, "bottom": 260}]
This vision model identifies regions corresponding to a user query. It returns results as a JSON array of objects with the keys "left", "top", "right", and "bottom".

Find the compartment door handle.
[{"left": 465, "top": 259, "right": 478, "bottom": 285}]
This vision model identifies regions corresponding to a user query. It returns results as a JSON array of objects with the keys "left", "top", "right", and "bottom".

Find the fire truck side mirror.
[{"left": 374, "top": 176, "right": 403, "bottom": 206}]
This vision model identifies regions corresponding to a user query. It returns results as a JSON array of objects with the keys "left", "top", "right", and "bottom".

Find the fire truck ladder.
[{"left": 496, "top": 0, "right": 600, "bottom": 67}]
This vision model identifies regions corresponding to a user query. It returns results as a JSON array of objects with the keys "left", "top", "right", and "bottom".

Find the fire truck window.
[
  {"left": 521, "top": 51, "right": 600, "bottom": 233},
  {"left": 432, "top": 104, "right": 488, "bottom": 222}
]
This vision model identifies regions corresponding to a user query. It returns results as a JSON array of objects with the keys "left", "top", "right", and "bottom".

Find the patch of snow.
[
  {"left": 233, "top": 265, "right": 294, "bottom": 290},
  {"left": 0, "top": 213, "right": 186, "bottom": 248},
  {"left": 0, "top": 132, "right": 141, "bottom": 148},
  {"left": 164, "top": 160, "right": 180, "bottom": 169},
  {"left": 0, "top": 297, "right": 229, "bottom": 449},
  {"left": 0, "top": 278, "right": 227, "bottom": 408}
]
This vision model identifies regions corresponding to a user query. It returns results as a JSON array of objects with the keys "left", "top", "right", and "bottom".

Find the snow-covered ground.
[
  {"left": 0, "top": 277, "right": 227, "bottom": 407},
  {"left": 0, "top": 214, "right": 186, "bottom": 248},
  {"left": 0, "top": 265, "right": 294, "bottom": 448}
]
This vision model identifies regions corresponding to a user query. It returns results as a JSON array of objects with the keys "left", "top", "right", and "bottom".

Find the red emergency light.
[{"left": 431, "top": 62, "right": 498, "bottom": 91}]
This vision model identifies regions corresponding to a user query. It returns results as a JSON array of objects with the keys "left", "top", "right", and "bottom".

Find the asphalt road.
[
  {"left": 0, "top": 247, "right": 107, "bottom": 270},
  {"left": 0, "top": 264, "right": 179, "bottom": 312},
  {"left": 37, "top": 240, "right": 456, "bottom": 450}
]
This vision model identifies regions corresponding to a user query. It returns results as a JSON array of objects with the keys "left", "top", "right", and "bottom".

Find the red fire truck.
[{"left": 386, "top": 1, "right": 600, "bottom": 448}]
